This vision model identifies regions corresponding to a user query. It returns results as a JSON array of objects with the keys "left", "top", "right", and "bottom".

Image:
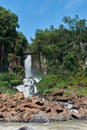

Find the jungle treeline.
[
  {"left": 0, "top": 6, "right": 87, "bottom": 76},
  {"left": 0, "top": 6, "right": 29, "bottom": 72},
  {"left": 31, "top": 15, "right": 87, "bottom": 75}
]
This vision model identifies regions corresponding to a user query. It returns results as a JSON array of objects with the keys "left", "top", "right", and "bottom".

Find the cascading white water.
[
  {"left": 25, "top": 55, "right": 32, "bottom": 78},
  {"left": 15, "top": 55, "right": 39, "bottom": 98}
]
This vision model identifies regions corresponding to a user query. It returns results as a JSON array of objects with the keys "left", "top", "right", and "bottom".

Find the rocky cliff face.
[
  {"left": 32, "top": 55, "right": 48, "bottom": 75},
  {"left": 8, "top": 53, "right": 21, "bottom": 74}
]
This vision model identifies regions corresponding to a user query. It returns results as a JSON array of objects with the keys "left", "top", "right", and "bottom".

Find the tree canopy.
[
  {"left": 0, "top": 6, "right": 87, "bottom": 75},
  {"left": 0, "top": 6, "right": 29, "bottom": 71},
  {"left": 31, "top": 15, "right": 87, "bottom": 74}
]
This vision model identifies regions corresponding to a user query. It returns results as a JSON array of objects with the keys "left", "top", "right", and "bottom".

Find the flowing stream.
[{"left": 0, "top": 120, "right": 87, "bottom": 130}]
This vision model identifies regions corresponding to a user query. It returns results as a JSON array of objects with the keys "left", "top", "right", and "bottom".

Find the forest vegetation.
[
  {"left": 0, "top": 6, "right": 87, "bottom": 96},
  {"left": 0, "top": 6, "right": 29, "bottom": 94},
  {"left": 30, "top": 14, "right": 87, "bottom": 95}
]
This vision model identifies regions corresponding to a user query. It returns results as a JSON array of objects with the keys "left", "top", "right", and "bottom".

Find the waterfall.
[
  {"left": 25, "top": 55, "right": 32, "bottom": 78},
  {"left": 15, "top": 55, "right": 39, "bottom": 98}
]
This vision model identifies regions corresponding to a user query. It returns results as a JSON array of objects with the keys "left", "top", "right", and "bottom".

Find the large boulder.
[
  {"left": 29, "top": 111, "right": 49, "bottom": 123},
  {"left": 18, "top": 126, "right": 35, "bottom": 130}
]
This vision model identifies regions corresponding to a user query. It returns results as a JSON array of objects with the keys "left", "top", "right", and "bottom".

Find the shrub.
[
  {"left": 37, "top": 74, "right": 60, "bottom": 93},
  {"left": 0, "top": 72, "right": 22, "bottom": 95}
]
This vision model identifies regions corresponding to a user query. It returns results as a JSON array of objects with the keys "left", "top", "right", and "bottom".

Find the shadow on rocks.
[{"left": 17, "top": 126, "right": 35, "bottom": 130}]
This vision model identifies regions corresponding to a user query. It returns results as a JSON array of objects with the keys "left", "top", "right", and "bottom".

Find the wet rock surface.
[{"left": 0, "top": 90, "right": 87, "bottom": 123}]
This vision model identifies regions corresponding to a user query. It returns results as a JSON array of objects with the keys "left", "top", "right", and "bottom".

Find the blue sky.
[{"left": 0, "top": 0, "right": 87, "bottom": 43}]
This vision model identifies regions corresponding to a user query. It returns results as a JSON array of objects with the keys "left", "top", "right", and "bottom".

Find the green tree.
[
  {"left": 31, "top": 15, "right": 87, "bottom": 74},
  {"left": 14, "top": 32, "right": 29, "bottom": 65},
  {"left": 0, "top": 6, "right": 19, "bottom": 71}
]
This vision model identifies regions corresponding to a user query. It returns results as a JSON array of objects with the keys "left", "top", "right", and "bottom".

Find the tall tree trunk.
[
  {"left": 0, "top": 47, "right": 4, "bottom": 71},
  {"left": 38, "top": 51, "right": 42, "bottom": 70},
  {"left": 2, "top": 42, "right": 8, "bottom": 71}
]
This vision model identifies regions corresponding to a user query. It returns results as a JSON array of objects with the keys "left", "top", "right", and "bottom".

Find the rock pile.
[{"left": 0, "top": 90, "right": 87, "bottom": 123}]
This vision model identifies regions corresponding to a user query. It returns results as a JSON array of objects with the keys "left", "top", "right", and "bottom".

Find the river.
[{"left": 0, "top": 120, "right": 87, "bottom": 130}]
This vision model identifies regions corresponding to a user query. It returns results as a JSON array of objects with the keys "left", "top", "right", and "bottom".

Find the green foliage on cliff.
[
  {"left": 31, "top": 15, "right": 87, "bottom": 95},
  {"left": 31, "top": 15, "right": 87, "bottom": 74},
  {"left": 0, "top": 6, "right": 29, "bottom": 71}
]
